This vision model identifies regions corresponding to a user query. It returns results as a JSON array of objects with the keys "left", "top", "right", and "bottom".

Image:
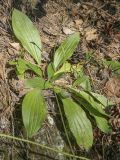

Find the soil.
[{"left": 0, "top": 0, "right": 120, "bottom": 160}]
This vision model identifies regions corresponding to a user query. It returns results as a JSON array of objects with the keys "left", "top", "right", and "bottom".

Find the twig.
[{"left": 0, "top": 133, "right": 89, "bottom": 160}]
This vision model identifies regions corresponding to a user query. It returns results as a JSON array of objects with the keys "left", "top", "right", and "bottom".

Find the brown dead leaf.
[
  {"left": 41, "top": 36, "right": 55, "bottom": 47},
  {"left": 105, "top": 77, "right": 120, "bottom": 97},
  {"left": 115, "top": 33, "right": 120, "bottom": 41},
  {"left": 9, "top": 79, "right": 29, "bottom": 97},
  {"left": 71, "top": 6, "right": 79, "bottom": 17},
  {"left": 0, "top": 54, "right": 6, "bottom": 79},
  {"left": 74, "top": 19, "right": 83, "bottom": 30},
  {"left": 85, "top": 28, "right": 98, "bottom": 41},
  {"left": 74, "top": 19, "right": 83, "bottom": 26},
  {"left": 108, "top": 41, "right": 120, "bottom": 57},
  {"left": 104, "top": 77, "right": 120, "bottom": 104},
  {"left": 9, "top": 42, "right": 20, "bottom": 51},
  {"left": 42, "top": 26, "right": 59, "bottom": 36},
  {"left": 62, "top": 27, "right": 75, "bottom": 35}
]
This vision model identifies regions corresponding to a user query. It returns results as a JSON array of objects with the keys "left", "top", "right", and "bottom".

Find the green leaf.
[
  {"left": 54, "top": 62, "right": 72, "bottom": 76},
  {"left": 52, "top": 62, "right": 82, "bottom": 81},
  {"left": 26, "top": 62, "right": 42, "bottom": 76},
  {"left": 89, "top": 92, "right": 113, "bottom": 107},
  {"left": 22, "top": 89, "right": 47, "bottom": 137},
  {"left": 12, "top": 9, "right": 42, "bottom": 64},
  {"left": 47, "top": 62, "right": 55, "bottom": 80},
  {"left": 73, "top": 76, "right": 91, "bottom": 91},
  {"left": 54, "top": 62, "right": 82, "bottom": 76},
  {"left": 78, "top": 91, "right": 108, "bottom": 117},
  {"left": 53, "top": 32, "right": 80, "bottom": 70},
  {"left": 16, "top": 59, "right": 28, "bottom": 75},
  {"left": 104, "top": 60, "right": 120, "bottom": 75},
  {"left": 25, "top": 77, "right": 52, "bottom": 89},
  {"left": 95, "top": 116, "right": 112, "bottom": 133},
  {"left": 69, "top": 88, "right": 112, "bottom": 133},
  {"left": 73, "top": 68, "right": 84, "bottom": 79},
  {"left": 62, "top": 98, "right": 93, "bottom": 149},
  {"left": 69, "top": 88, "right": 107, "bottom": 117},
  {"left": 10, "top": 59, "right": 42, "bottom": 77}
]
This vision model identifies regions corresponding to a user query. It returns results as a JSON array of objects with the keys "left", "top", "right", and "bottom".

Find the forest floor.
[{"left": 0, "top": 0, "right": 120, "bottom": 160}]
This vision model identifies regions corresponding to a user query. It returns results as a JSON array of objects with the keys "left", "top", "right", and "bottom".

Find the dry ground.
[{"left": 0, "top": 0, "right": 120, "bottom": 159}]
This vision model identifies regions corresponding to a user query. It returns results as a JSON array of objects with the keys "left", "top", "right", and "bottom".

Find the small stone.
[{"left": 47, "top": 115, "right": 54, "bottom": 125}]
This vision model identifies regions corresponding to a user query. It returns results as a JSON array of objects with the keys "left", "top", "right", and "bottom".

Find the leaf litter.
[{"left": 0, "top": 0, "right": 120, "bottom": 159}]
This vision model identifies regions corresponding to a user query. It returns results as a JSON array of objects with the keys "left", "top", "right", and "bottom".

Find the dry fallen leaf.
[
  {"left": 85, "top": 28, "right": 98, "bottom": 41},
  {"left": 9, "top": 42, "right": 20, "bottom": 51},
  {"left": 62, "top": 27, "right": 75, "bottom": 35},
  {"left": 105, "top": 77, "right": 120, "bottom": 97},
  {"left": 104, "top": 77, "right": 120, "bottom": 104},
  {"left": 74, "top": 19, "right": 83, "bottom": 30},
  {"left": 0, "top": 54, "right": 6, "bottom": 79},
  {"left": 43, "top": 26, "right": 59, "bottom": 36},
  {"left": 74, "top": 19, "right": 83, "bottom": 26}
]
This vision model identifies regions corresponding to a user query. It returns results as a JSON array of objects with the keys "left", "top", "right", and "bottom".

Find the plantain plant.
[{"left": 11, "top": 9, "right": 112, "bottom": 150}]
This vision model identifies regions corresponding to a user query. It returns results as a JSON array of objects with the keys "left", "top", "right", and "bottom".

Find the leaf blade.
[
  {"left": 25, "top": 77, "right": 52, "bottom": 89},
  {"left": 73, "top": 76, "right": 91, "bottom": 91},
  {"left": 95, "top": 116, "right": 112, "bottom": 133},
  {"left": 47, "top": 62, "right": 55, "bottom": 80},
  {"left": 53, "top": 33, "right": 80, "bottom": 70},
  {"left": 62, "top": 98, "right": 93, "bottom": 149},
  {"left": 22, "top": 89, "right": 47, "bottom": 137},
  {"left": 12, "top": 9, "right": 42, "bottom": 64},
  {"left": 69, "top": 88, "right": 112, "bottom": 133},
  {"left": 89, "top": 92, "right": 113, "bottom": 107},
  {"left": 69, "top": 88, "right": 107, "bottom": 117},
  {"left": 10, "top": 59, "right": 42, "bottom": 78}
]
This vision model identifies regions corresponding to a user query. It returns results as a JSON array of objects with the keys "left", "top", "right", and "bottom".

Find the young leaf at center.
[
  {"left": 22, "top": 89, "right": 47, "bottom": 137},
  {"left": 53, "top": 32, "right": 80, "bottom": 71}
]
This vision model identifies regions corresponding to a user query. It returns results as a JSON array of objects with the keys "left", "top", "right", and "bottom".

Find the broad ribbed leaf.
[
  {"left": 25, "top": 77, "right": 52, "bottom": 89},
  {"left": 18, "top": 59, "right": 42, "bottom": 75},
  {"left": 53, "top": 33, "right": 80, "bottom": 70},
  {"left": 47, "top": 62, "right": 55, "bottom": 80},
  {"left": 69, "top": 88, "right": 112, "bottom": 133},
  {"left": 79, "top": 91, "right": 108, "bottom": 116},
  {"left": 89, "top": 92, "right": 113, "bottom": 107},
  {"left": 26, "top": 62, "right": 42, "bottom": 76},
  {"left": 22, "top": 89, "right": 47, "bottom": 137},
  {"left": 62, "top": 98, "right": 93, "bottom": 149},
  {"left": 12, "top": 9, "right": 42, "bottom": 64},
  {"left": 10, "top": 59, "right": 42, "bottom": 78},
  {"left": 54, "top": 62, "right": 82, "bottom": 76},
  {"left": 52, "top": 62, "right": 82, "bottom": 81},
  {"left": 95, "top": 116, "right": 112, "bottom": 133},
  {"left": 69, "top": 88, "right": 107, "bottom": 117},
  {"left": 54, "top": 62, "right": 72, "bottom": 76},
  {"left": 73, "top": 76, "right": 91, "bottom": 91}
]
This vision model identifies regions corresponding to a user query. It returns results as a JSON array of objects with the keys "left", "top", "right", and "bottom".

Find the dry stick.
[
  {"left": 0, "top": 133, "right": 89, "bottom": 160},
  {"left": 10, "top": 110, "right": 15, "bottom": 160}
]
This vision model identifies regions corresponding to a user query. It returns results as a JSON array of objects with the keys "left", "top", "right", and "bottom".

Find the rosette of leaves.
[{"left": 11, "top": 9, "right": 112, "bottom": 149}]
